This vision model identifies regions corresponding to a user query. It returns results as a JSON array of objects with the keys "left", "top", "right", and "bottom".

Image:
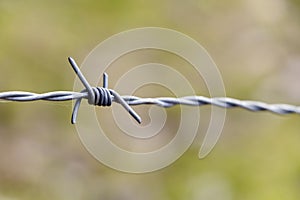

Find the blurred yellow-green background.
[{"left": 1, "top": 0, "right": 300, "bottom": 199}]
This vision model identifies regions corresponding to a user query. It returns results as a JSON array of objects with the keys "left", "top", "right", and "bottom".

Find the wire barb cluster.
[{"left": 0, "top": 57, "right": 299, "bottom": 124}]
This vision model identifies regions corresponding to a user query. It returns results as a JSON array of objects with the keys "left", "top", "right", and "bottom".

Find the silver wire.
[
  {"left": 0, "top": 57, "right": 299, "bottom": 124},
  {"left": 122, "top": 96, "right": 300, "bottom": 114},
  {"left": 1, "top": 92, "right": 299, "bottom": 115}
]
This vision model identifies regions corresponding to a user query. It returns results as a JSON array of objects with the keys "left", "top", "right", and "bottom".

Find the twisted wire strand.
[
  {"left": 1, "top": 92, "right": 299, "bottom": 114},
  {"left": 0, "top": 91, "right": 86, "bottom": 101},
  {"left": 122, "top": 96, "right": 300, "bottom": 114},
  {"left": 1, "top": 57, "right": 299, "bottom": 124}
]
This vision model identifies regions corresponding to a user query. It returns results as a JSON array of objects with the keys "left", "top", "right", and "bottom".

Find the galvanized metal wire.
[{"left": 1, "top": 57, "right": 299, "bottom": 124}]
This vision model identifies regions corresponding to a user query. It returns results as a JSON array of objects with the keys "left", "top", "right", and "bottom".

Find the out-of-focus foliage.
[{"left": 0, "top": 0, "right": 300, "bottom": 199}]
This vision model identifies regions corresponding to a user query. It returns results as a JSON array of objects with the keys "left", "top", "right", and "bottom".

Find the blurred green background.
[{"left": 1, "top": 0, "right": 300, "bottom": 199}]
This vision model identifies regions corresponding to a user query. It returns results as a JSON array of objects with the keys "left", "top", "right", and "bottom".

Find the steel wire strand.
[
  {"left": 1, "top": 92, "right": 300, "bottom": 120},
  {"left": 0, "top": 91, "right": 86, "bottom": 101},
  {"left": 1, "top": 57, "right": 299, "bottom": 124},
  {"left": 122, "top": 96, "right": 300, "bottom": 114}
]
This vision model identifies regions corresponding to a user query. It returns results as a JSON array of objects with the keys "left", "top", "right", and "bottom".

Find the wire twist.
[
  {"left": 0, "top": 57, "right": 299, "bottom": 124},
  {"left": 122, "top": 96, "right": 300, "bottom": 114}
]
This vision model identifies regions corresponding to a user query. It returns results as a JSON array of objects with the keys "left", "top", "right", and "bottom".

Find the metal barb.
[
  {"left": 103, "top": 73, "right": 108, "bottom": 88},
  {"left": 67, "top": 57, "right": 141, "bottom": 124},
  {"left": 68, "top": 57, "right": 95, "bottom": 104},
  {"left": 0, "top": 57, "right": 299, "bottom": 124}
]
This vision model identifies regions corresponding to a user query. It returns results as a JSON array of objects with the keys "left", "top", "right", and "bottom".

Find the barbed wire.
[{"left": 1, "top": 57, "right": 299, "bottom": 124}]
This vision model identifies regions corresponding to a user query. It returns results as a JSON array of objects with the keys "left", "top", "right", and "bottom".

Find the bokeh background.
[{"left": 1, "top": 0, "right": 300, "bottom": 199}]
